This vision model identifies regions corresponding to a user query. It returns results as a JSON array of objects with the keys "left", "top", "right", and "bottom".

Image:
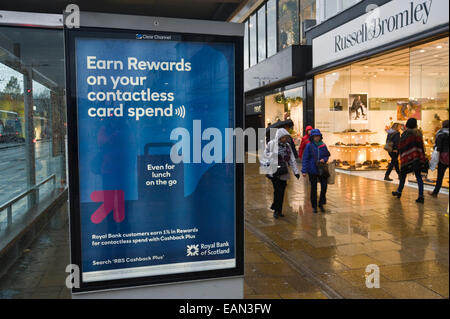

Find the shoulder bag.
[{"left": 314, "top": 145, "right": 330, "bottom": 179}]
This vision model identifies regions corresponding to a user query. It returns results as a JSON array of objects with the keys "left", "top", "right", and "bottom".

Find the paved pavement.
[
  {"left": 0, "top": 162, "right": 448, "bottom": 299},
  {"left": 245, "top": 162, "right": 449, "bottom": 299},
  {"left": 0, "top": 201, "right": 328, "bottom": 299},
  {"left": 0, "top": 201, "right": 71, "bottom": 299},
  {"left": 337, "top": 168, "right": 449, "bottom": 194}
]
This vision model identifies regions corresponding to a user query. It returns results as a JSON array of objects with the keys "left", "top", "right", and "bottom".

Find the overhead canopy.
[
  {"left": 0, "top": 27, "right": 64, "bottom": 90},
  {"left": 0, "top": 0, "right": 245, "bottom": 21},
  {"left": 0, "top": 1, "right": 246, "bottom": 91}
]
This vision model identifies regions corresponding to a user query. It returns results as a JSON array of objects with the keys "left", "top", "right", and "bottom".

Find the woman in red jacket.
[{"left": 298, "top": 125, "right": 313, "bottom": 159}]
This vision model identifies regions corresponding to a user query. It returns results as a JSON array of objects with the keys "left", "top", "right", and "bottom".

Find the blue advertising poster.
[{"left": 72, "top": 34, "right": 237, "bottom": 283}]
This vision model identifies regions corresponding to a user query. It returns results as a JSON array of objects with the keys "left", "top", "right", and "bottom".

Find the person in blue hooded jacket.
[{"left": 302, "top": 129, "right": 330, "bottom": 213}]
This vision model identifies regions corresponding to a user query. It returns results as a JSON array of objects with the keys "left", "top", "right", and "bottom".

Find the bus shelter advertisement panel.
[{"left": 74, "top": 35, "right": 236, "bottom": 282}]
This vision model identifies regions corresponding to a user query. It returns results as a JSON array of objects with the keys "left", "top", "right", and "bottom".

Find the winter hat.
[
  {"left": 406, "top": 118, "right": 418, "bottom": 129},
  {"left": 305, "top": 125, "right": 313, "bottom": 135},
  {"left": 309, "top": 129, "right": 322, "bottom": 137}
]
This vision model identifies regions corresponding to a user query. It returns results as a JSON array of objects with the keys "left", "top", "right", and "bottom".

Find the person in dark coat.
[
  {"left": 392, "top": 118, "right": 428, "bottom": 203},
  {"left": 302, "top": 129, "right": 330, "bottom": 213},
  {"left": 384, "top": 123, "right": 401, "bottom": 181},
  {"left": 429, "top": 120, "right": 449, "bottom": 197}
]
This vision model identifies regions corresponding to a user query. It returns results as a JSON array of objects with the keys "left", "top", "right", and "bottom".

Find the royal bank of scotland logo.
[{"left": 186, "top": 244, "right": 199, "bottom": 256}]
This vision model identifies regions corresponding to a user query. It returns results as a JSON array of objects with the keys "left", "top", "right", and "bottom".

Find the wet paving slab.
[
  {"left": 0, "top": 202, "right": 71, "bottom": 299},
  {"left": 244, "top": 162, "right": 449, "bottom": 299},
  {"left": 0, "top": 202, "right": 329, "bottom": 299},
  {"left": 243, "top": 229, "right": 329, "bottom": 299},
  {"left": 0, "top": 163, "right": 448, "bottom": 299}
]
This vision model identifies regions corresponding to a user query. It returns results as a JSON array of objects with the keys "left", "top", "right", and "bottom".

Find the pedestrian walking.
[
  {"left": 282, "top": 122, "right": 299, "bottom": 159},
  {"left": 429, "top": 120, "right": 449, "bottom": 198},
  {"left": 298, "top": 125, "right": 313, "bottom": 160},
  {"left": 265, "top": 128, "right": 300, "bottom": 219},
  {"left": 384, "top": 123, "right": 401, "bottom": 181},
  {"left": 392, "top": 118, "right": 428, "bottom": 203},
  {"left": 301, "top": 129, "right": 331, "bottom": 213}
]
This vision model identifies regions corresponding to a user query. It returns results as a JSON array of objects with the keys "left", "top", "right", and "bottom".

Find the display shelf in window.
[{"left": 329, "top": 130, "right": 388, "bottom": 171}]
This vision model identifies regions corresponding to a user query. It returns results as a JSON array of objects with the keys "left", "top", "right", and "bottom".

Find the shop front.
[
  {"left": 308, "top": 0, "right": 449, "bottom": 188},
  {"left": 245, "top": 83, "right": 306, "bottom": 151},
  {"left": 244, "top": 40, "right": 312, "bottom": 152}
]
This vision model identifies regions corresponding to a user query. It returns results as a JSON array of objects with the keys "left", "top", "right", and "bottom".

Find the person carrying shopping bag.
[
  {"left": 265, "top": 128, "right": 300, "bottom": 219},
  {"left": 392, "top": 118, "right": 428, "bottom": 203},
  {"left": 429, "top": 120, "right": 449, "bottom": 198},
  {"left": 302, "top": 129, "right": 331, "bottom": 213}
]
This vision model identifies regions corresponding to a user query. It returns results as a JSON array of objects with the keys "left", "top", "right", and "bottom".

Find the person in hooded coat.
[
  {"left": 301, "top": 129, "right": 330, "bottom": 213},
  {"left": 392, "top": 118, "right": 428, "bottom": 203},
  {"left": 264, "top": 128, "right": 300, "bottom": 219},
  {"left": 282, "top": 123, "right": 299, "bottom": 159},
  {"left": 298, "top": 125, "right": 313, "bottom": 160},
  {"left": 384, "top": 123, "right": 401, "bottom": 181},
  {"left": 429, "top": 120, "right": 449, "bottom": 197}
]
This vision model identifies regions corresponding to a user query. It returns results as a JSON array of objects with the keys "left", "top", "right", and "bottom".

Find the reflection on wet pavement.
[
  {"left": 244, "top": 161, "right": 449, "bottom": 299},
  {"left": 0, "top": 162, "right": 448, "bottom": 299},
  {"left": 0, "top": 202, "right": 71, "bottom": 299}
]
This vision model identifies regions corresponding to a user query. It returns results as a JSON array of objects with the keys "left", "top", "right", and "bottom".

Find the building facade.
[
  {"left": 306, "top": 0, "right": 448, "bottom": 189},
  {"left": 232, "top": 0, "right": 366, "bottom": 148},
  {"left": 234, "top": 0, "right": 448, "bottom": 189}
]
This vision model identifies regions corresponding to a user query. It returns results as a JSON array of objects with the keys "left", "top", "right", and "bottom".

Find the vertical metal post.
[
  {"left": 7, "top": 206, "right": 12, "bottom": 227},
  {"left": 50, "top": 89, "right": 57, "bottom": 189},
  {"left": 276, "top": 0, "right": 279, "bottom": 52},
  {"left": 49, "top": 89, "right": 55, "bottom": 179},
  {"left": 60, "top": 88, "right": 67, "bottom": 188},
  {"left": 23, "top": 67, "right": 37, "bottom": 208}
]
